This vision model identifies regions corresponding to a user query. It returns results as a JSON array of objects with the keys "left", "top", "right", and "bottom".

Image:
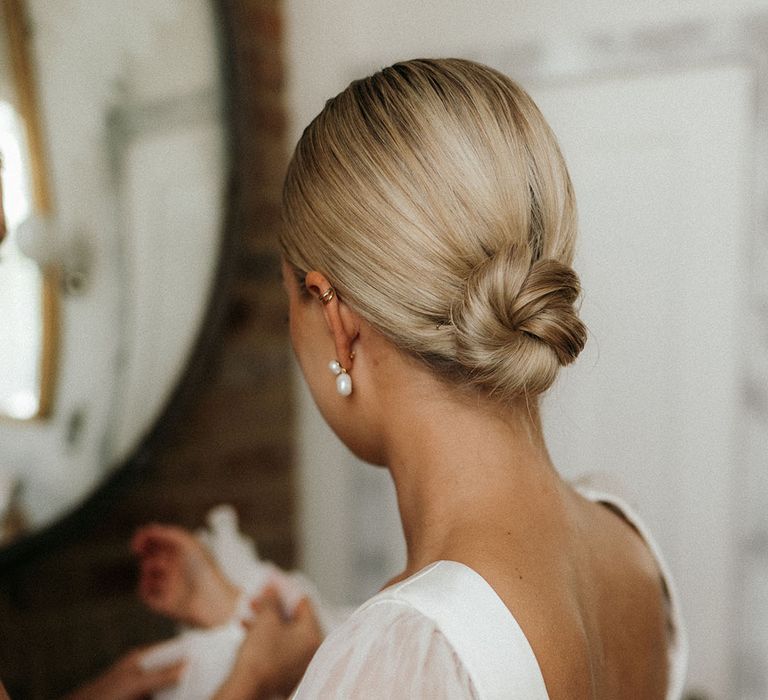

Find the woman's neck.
[{"left": 378, "top": 376, "right": 567, "bottom": 579}]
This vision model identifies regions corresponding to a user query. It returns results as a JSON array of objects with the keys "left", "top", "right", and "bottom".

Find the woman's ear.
[{"left": 304, "top": 271, "right": 359, "bottom": 367}]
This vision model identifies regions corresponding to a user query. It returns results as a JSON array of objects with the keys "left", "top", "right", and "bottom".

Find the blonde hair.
[{"left": 281, "top": 58, "right": 587, "bottom": 401}]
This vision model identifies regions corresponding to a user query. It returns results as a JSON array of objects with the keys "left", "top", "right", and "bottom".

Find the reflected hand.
[
  {"left": 63, "top": 645, "right": 185, "bottom": 700},
  {"left": 214, "top": 587, "right": 322, "bottom": 700},
  {"left": 131, "top": 523, "right": 240, "bottom": 628}
]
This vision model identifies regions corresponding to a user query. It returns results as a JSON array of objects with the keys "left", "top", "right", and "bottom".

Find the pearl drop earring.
[{"left": 329, "top": 360, "right": 352, "bottom": 397}]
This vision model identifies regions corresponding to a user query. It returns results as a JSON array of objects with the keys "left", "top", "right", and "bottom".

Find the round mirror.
[{"left": 0, "top": 0, "right": 229, "bottom": 552}]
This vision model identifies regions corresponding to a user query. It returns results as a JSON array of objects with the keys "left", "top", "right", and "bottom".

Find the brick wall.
[{"left": 0, "top": 2, "right": 293, "bottom": 697}]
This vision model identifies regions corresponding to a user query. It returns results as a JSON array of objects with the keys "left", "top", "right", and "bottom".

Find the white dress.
[{"left": 291, "top": 488, "right": 688, "bottom": 699}]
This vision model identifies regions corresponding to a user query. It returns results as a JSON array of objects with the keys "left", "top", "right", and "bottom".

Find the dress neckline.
[
  {"left": 371, "top": 558, "right": 549, "bottom": 699},
  {"left": 378, "top": 486, "right": 687, "bottom": 700}
]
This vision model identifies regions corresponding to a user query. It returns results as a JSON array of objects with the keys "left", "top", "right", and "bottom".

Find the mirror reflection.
[
  {"left": 0, "top": 0, "right": 226, "bottom": 544},
  {"left": 0, "top": 0, "right": 52, "bottom": 423}
]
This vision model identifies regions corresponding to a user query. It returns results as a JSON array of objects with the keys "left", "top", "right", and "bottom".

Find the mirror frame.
[
  {"left": 0, "top": 0, "right": 240, "bottom": 568},
  {"left": 0, "top": 0, "right": 58, "bottom": 421}
]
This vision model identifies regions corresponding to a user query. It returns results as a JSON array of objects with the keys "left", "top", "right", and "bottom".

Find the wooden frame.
[{"left": 1, "top": 0, "right": 58, "bottom": 419}]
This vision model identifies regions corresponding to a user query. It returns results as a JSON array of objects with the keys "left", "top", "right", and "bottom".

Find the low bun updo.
[
  {"left": 281, "top": 57, "right": 587, "bottom": 401},
  {"left": 452, "top": 245, "right": 586, "bottom": 401}
]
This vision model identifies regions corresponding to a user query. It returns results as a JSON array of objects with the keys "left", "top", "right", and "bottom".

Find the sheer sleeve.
[{"left": 291, "top": 599, "right": 479, "bottom": 699}]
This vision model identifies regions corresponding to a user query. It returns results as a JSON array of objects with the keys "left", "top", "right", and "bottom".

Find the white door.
[{"left": 532, "top": 64, "right": 754, "bottom": 699}]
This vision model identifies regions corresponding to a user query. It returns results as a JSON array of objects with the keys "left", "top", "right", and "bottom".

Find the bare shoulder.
[{"left": 453, "top": 490, "right": 671, "bottom": 700}]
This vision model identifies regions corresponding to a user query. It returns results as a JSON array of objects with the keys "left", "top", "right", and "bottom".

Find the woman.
[{"left": 217, "top": 57, "right": 687, "bottom": 699}]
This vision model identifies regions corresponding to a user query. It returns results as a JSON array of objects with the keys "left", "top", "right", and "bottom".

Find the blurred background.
[{"left": 0, "top": 1, "right": 766, "bottom": 698}]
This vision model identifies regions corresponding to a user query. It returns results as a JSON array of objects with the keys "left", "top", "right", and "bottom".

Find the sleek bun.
[
  {"left": 452, "top": 245, "right": 587, "bottom": 399},
  {"left": 282, "top": 57, "right": 587, "bottom": 401}
]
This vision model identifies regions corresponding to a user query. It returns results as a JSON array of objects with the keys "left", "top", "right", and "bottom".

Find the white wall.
[{"left": 286, "top": 0, "right": 768, "bottom": 137}]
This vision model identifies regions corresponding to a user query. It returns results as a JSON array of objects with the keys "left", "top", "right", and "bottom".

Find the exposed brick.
[
  {"left": 241, "top": 198, "right": 283, "bottom": 235},
  {"left": 221, "top": 443, "right": 293, "bottom": 476},
  {"left": 238, "top": 248, "right": 281, "bottom": 280},
  {"left": 248, "top": 101, "right": 288, "bottom": 137},
  {"left": 237, "top": 3, "right": 283, "bottom": 43},
  {"left": 233, "top": 43, "right": 285, "bottom": 93},
  {"left": 224, "top": 281, "right": 288, "bottom": 340}
]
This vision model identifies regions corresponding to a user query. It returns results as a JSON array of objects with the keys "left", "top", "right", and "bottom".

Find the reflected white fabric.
[{"left": 291, "top": 489, "right": 687, "bottom": 699}]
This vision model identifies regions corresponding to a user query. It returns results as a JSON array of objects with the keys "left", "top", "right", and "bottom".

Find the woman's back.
[{"left": 462, "top": 488, "right": 671, "bottom": 699}]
